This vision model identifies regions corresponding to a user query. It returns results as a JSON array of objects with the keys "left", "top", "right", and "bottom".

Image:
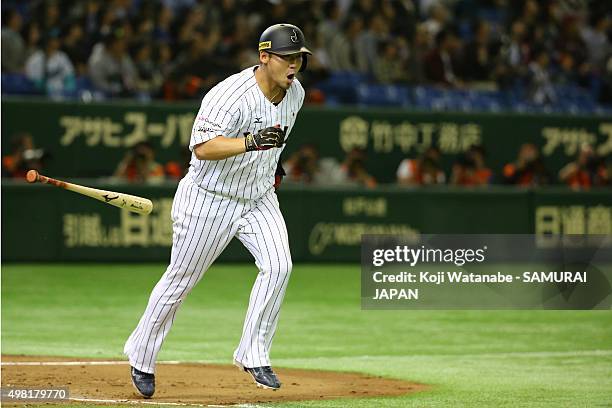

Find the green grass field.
[{"left": 2, "top": 263, "right": 611, "bottom": 407}]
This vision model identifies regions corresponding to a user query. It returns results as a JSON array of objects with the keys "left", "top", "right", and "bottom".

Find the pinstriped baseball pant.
[{"left": 124, "top": 177, "right": 292, "bottom": 374}]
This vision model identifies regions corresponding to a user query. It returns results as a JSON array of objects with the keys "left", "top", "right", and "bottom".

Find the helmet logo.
[{"left": 290, "top": 29, "right": 299, "bottom": 43}]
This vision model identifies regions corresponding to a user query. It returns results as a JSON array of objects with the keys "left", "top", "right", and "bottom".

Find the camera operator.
[
  {"left": 502, "top": 143, "right": 551, "bottom": 186},
  {"left": 282, "top": 144, "right": 321, "bottom": 184},
  {"left": 336, "top": 148, "right": 377, "bottom": 188},
  {"left": 114, "top": 141, "right": 164, "bottom": 184},
  {"left": 2, "top": 132, "right": 47, "bottom": 178},
  {"left": 559, "top": 144, "right": 609, "bottom": 190},
  {"left": 451, "top": 145, "right": 492, "bottom": 186},
  {"left": 397, "top": 146, "right": 446, "bottom": 186}
]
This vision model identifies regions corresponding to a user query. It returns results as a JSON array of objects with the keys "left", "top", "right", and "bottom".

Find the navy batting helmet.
[{"left": 258, "top": 23, "right": 312, "bottom": 72}]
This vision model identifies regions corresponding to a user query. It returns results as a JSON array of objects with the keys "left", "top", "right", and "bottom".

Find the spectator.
[
  {"left": 328, "top": 16, "right": 364, "bottom": 72},
  {"left": 1, "top": 9, "right": 26, "bottom": 73},
  {"left": 397, "top": 146, "right": 446, "bottom": 186},
  {"left": 25, "top": 28, "right": 76, "bottom": 98},
  {"left": 424, "top": 28, "right": 463, "bottom": 87},
  {"left": 177, "top": 6, "right": 208, "bottom": 53},
  {"left": 132, "top": 13, "right": 156, "bottom": 45},
  {"left": 408, "top": 23, "right": 431, "bottom": 83},
  {"left": 153, "top": 5, "right": 174, "bottom": 43},
  {"left": 580, "top": 14, "right": 611, "bottom": 70},
  {"left": 299, "top": 23, "right": 332, "bottom": 91},
  {"left": 170, "top": 27, "right": 232, "bottom": 98},
  {"left": 527, "top": 47, "right": 555, "bottom": 104},
  {"left": 495, "top": 20, "right": 529, "bottom": 88},
  {"left": 381, "top": 0, "right": 416, "bottom": 39},
  {"left": 62, "top": 21, "right": 90, "bottom": 76},
  {"left": 156, "top": 41, "right": 176, "bottom": 79},
  {"left": 355, "top": 14, "right": 389, "bottom": 74},
  {"left": 0, "top": 0, "right": 610, "bottom": 111},
  {"left": 463, "top": 21, "right": 496, "bottom": 81},
  {"left": 558, "top": 144, "right": 609, "bottom": 190},
  {"left": 132, "top": 42, "right": 163, "bottom": 99},
  {"left": 532, "top": 2, "right": 561, "bottom": 56},
  {"left": 423, "top": 2, "right": 450, "bottom": 38},
  {"left": 503, "top": 143, "right": 551, "bottom": 186},
  {"left": 556, "top": 15, "right": 591, "bottom": 87},
  {"left": 349, "top": 0, "right": 377, "bottom": 20},
  {"left": 600, "top": 54, "right": 612, "bottom": 104},
  {"left": 22, "top": 21, "right": 42, "bottom": 61},
  {"left": 331, "top": 148, "right": 377, "bottom": 188},
  {"left": 374, "top": 40, "right": 409, "bottom": 84},
  {"left": 451, "top": 145, "right": 492, "bottom": 186},
  {"left": 282, "top": 144, "right": 321, "bottom": 184},
  {"left": 88, "top": 28, "right": 137, "bottom": 96},
  {"left": 317, "top": 0, "right": 342, "bottom": 57},
  {"left": 97, "top": 5, "right": 121, "bottom": 39},
  {"left": 83, "top": 0, "right": 103, "bottom": 40},
  {"left": 268, "top": 2, "right": 290, "bottom": 23},
  {"left": 114, "top": 141, "right": 165, "bottom": 184},
  {"left": 510, "top": 0, "right": 539, "bottom": 34},
  {"left": 2, "top": 133, "right": 47, "bottom": 178},
  {"left": 37, "top": 0, "right": 61, "bottom": 33},
  {"left": 161, "top": 0, "right": 197, "bottom": 14}
]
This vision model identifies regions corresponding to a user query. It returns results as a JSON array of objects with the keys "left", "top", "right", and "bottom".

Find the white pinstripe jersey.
[{"left": 187, "top": 65, "right": 305, "bottom": 200}]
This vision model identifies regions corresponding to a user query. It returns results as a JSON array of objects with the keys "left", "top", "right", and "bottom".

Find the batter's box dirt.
[{"left": 1, "top": 355, "right": 426, "bottom": 406}]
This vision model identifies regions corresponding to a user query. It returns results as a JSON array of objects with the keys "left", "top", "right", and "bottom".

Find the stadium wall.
[
  {"left": 2, "top": 182, "right": 610, "bottom": 262},
  {"left": 2, "top": 98, "right": 612, "bottom": 181}
]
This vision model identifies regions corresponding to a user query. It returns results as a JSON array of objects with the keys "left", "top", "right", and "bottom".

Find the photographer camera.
[
  {"left": 337, "top": 148, "right": 377, "bottom": 188},
  {"left": 503, "top": 143, "right": 551, "bottom": 186},
  {"left": 2, "top": 133, "right": 48, "bottom": 178},
  {"left": 114, "top": 141, "right": 165, "bottom": 184},
  {"left": 283, "top": 144, "right": 320, "bottom": 183},
  {"left": 451, "top": 145, "right": 492, "bottom": 186},
  {"left": 397, "top": 146, "right": 446, "bottom": 186}
]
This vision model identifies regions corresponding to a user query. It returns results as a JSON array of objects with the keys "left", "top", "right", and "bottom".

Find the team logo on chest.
[{"left": 254, "top": 116, "right": 263, "bottom": 125}]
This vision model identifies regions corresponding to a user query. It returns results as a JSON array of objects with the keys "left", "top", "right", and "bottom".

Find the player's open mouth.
[{"left": 287, "top": 74, "right": 295, "bottom": 80}]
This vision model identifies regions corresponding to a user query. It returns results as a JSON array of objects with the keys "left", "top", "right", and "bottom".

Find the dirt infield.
[{"left": 1, "top": 355, "right": 425, "bottom": 406}]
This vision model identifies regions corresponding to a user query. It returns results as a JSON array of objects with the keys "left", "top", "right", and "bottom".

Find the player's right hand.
[{"left": 245, "top": 127, "right": 285, "bottom": 151}]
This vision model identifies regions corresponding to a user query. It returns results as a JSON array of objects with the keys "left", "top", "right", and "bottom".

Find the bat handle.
[
  {"left": 26, "top": 170, "right": 66, "bottom": 188},
  {"left": 26, "top": 169, "right": 39, "bottom": 183}
]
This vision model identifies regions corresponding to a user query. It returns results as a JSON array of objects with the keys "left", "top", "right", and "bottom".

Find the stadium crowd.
[
  {"left": 2, "top": 0, "right": 610, "bottom": 190},
  {"left": 2, "top": 0, "right": 611, "bottom": 106}
]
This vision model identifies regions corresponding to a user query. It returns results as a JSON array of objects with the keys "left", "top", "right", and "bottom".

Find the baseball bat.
[{"left": 25, "top": 170, "right": 153, "bottom": 215}]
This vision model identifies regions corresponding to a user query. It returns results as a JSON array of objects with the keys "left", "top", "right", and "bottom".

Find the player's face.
[{"left": 263, "top": 52, "right": 303, "bottom": 89}]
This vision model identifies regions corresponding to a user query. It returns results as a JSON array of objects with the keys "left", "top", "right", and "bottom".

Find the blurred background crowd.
[
  {"left": 280, "top": 141, "right": 610, "bottom": 189},
  {"left": 2, "top": 0, "right": 612, "bottom": 112},
  {"left": 1, "top": 0, "right": 611, "bottom": 190},
  {"left": 3, "top": 130, "right": 609, "bottom": 190}
]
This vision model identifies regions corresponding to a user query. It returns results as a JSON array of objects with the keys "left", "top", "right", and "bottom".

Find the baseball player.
[{"left": 124, "top": 23, "right": 311, "bottom": 398}]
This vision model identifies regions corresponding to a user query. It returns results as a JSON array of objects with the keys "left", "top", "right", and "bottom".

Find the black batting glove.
[{"left": 245, "top": 127, "right": 285, "bottom": 151}]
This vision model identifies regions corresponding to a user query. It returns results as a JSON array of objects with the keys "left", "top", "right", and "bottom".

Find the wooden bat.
[{"left": 26, "top": 170, "right": 153, "bottom": 215}]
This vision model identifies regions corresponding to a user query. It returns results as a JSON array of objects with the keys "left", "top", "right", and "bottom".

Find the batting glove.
[{"left": 245, "top": 127, "right": 285, "bottom": 151}]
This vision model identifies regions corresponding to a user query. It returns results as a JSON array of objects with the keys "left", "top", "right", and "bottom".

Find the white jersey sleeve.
[{"left": 189, "top": 90, "right": 241, "bottom": 151}]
